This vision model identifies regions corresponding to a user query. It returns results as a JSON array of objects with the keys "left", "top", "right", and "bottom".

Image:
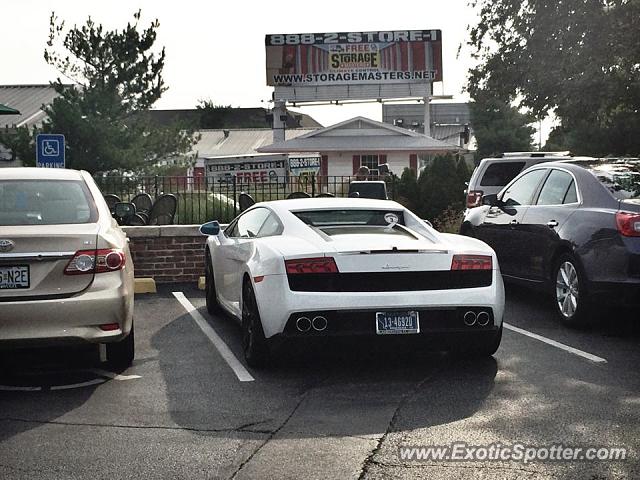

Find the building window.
[{"left": 361, "top": 155, "right": 379, "bottom": 175}]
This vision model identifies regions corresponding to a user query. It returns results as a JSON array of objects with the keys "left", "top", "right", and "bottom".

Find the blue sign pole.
[{"left": 36, "top": 134, "right": 66, "bottom": 168}]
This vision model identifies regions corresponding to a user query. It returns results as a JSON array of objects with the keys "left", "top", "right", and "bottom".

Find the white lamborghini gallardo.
[{"left": 200, "top": 198, "right": 504, "bottom": 367}]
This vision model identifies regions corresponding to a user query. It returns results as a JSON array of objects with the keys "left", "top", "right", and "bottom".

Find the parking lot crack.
[
  {"left": 357, "top": 368, "right": 441, "bottom": 480},
  {"left": 0, "top": 417, "right": 272, "bottom": 436},
  {"left": 228, "top": 374, "right": 332, "bottom": 480}
]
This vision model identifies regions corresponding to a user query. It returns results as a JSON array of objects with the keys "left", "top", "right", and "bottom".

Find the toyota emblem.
[{"left": 0, "top": 239, "right": 15, "bottom": 253}]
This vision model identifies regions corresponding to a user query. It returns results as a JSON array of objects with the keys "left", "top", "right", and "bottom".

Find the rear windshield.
[
  {"left": 347, "top": 183, "right": 387, "bottom": 199},
  {"left": 577, "top": 160, "right": 640, "bottom": 201},
  {"left": 0, "top": 180, "right": 98, "bottom": 226},
  {"left": 480, "top": 162, "right": 526, "bottom": 186},
  {"left": 293, "top": 209, "right": 405, "bottom": 227}
]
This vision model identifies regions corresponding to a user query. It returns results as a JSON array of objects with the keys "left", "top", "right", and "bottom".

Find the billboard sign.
[
  {"left": 266, "top": 30, "right": 442, "bottom": 87},
  {"left": 36, "top": 134, "right": 65, "bottom": 168},
  {"left": 205, "top": 155, "right": 288, "bottom": 185},
  {"left": 288, "top": 155, "right": 321, "bottom": 176}
]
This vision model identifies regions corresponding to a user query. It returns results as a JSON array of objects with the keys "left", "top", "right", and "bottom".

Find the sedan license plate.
[
  {"left": 0, "top": 265, "right": 30, "bottom": 289},
  {"left": 376, "top": 311, "right": 420, "bottom": 335}
]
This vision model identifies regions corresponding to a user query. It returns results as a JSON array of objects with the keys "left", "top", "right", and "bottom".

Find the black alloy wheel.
[
  {"left": 205, "top": 256, "right": 221, "bottom": 315},
  {"left": 241, "top": 281, "right": 269, "bottom": 368}
]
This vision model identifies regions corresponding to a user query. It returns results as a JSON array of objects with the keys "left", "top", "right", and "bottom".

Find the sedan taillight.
[
  {"left": 64, "top": 249, "right": 126, "bottom": 275},
  {"left": 466, "top": 190, "right": 484, "bottom": 208},
  {"left": 285, "top": 257, "right": 339, "bottom": 274},
  {"left": 616, "top": 212, "right": 640, "bottom": 237},
  {"left": 451, "top": 254, "right": 493, "bottom": 270}
]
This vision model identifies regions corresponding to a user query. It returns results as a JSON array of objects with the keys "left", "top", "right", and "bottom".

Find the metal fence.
[{"left": 94, "top": 175, "right": 397, "bottom": 225}]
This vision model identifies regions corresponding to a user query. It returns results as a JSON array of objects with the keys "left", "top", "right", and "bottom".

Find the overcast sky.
[{"left": 2, "top": 0, "right": 481, "bottom": 127}]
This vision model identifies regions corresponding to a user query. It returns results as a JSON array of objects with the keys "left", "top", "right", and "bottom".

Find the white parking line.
[
  {"left": 50, "top": 378, "right": 106, "bottom": 390},
  {"left": 87, "top": 368, "right": 142, "bottom": 381},
  {"left": 503, "top": 322, "right": 607, "bottom": 364},
  {"left": 172, "top": 292, "right": 255, "bottom": 382}
]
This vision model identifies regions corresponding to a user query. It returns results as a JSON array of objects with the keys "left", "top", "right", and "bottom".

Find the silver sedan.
[{"left": 0, "top": 168, "right": 135, "bottom": 368}]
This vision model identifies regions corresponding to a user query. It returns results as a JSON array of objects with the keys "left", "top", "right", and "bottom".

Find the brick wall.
[{"left": 122, "top": 225, "right": 206, "bottom": 284}]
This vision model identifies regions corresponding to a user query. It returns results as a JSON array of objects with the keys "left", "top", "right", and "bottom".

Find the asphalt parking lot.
[{"left": 1, "top": 284, "right": 638, "bottom": 479}]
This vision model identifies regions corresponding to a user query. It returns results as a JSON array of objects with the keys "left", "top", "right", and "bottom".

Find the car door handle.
[
  {"left": 510, "top": 219, "right": 519, "bottom": 225},
  {"left": 547, "top": 220, "right": 559, "bottom": 228}
]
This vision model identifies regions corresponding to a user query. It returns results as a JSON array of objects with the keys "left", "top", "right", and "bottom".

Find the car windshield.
[
  {"left": 347, "top": 183, "right": 387, "bottom": 199},
  {"left": 293, "top": 209, "right": 405, "bottom": 227},
  {"left": 575, "top": 159, "right": 640, "bottom": 201},
  {"left": 0, "top": 180, "right": 98, "bottom": 226}
]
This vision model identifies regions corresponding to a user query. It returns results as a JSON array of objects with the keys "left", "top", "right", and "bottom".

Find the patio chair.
[
  {"left": 131, "top": 193, "right": 153, "bottom": 214},
  {"left": 238, "top": 192, "right": 256, "bottom": 212},
  {"left": 136, "top": 211, "right": 150, "bottom": 224},
  {"left": 148, "top": 194, "right": 177, "bottom": 225},
  {"left": 127, "top": 213, "right": 148, "bottom": 226},
  {"left": 103, "top": 194, "right": 121, "bottom": 214},
  {"left": 286, "top": 191, "right": 311, "bottom": 199}
]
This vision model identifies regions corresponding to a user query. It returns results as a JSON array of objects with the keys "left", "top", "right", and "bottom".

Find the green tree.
[
  {"left": 38, "top": 10, "right": 197, "bottom": 173},
  {"left": 197, "top": 100, "right": 233, "bottom": 129},
  {"left": 467, "top": 0, "right": 640, "bottom": 156},
  {"left": 470, "top": 94, "right": 535, "bottom": 161},
  {"left": 418, "top": 155, "right": 467, "bottom": 220},
  {"left": 394, "top": 168, "right": 419, "bottom": 213},
  {"left": 394, "top": 154, "right": 468, "bottom": 222},
  {"left": 0, "top": 126, "right": 36, "bottom": 166}
]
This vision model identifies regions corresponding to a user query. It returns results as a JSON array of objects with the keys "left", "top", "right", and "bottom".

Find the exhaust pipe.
[
  {"left": 463, "top": 311, "right": 477, "bottom": 326},
  {"left": 312, "top": 316, "right": 328, "bottom": 331},
  {"left": 296, "top": 317, "right": 311, "bottom": 332},
  {"left": 476, "top": 311, "right": 491, "bottom": 326}
]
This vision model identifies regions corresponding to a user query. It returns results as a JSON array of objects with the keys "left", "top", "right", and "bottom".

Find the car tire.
[
  {"left": 106, "top": 324, "right": 135, "bottom": 371},
  {"left": 205, "top": 256, "right": 221, "bottom": 315},
  {"left": 241, "top": 280, "right": 269, "bottom": 369},
  {"left": 452, "top": 326, "right": 502, "bottom": 357},
  {"left": 553, "top": 253, "right": 588, "bottom": 326},
  {"left": 471, "top": 326, "right": 502, "bottom": 356}
]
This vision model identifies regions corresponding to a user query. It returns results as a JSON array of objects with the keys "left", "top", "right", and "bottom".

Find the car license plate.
[
  {"left": 0, "top": 265, "right": 30, "bottom": 289},
  {"left": 376, "top": 311, "right": 420, "bottom": 335}
]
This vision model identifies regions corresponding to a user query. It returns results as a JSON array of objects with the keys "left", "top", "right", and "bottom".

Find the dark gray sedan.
[{"left": 461, "top": 158, "right": 640, "bottom": 325}]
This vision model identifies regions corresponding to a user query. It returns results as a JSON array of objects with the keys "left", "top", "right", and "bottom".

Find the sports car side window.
[
  {"left": 225, "top": 219, "right": 240, "bottom": 237},
  {"left": 232, "top": 208, "right": 271, "bottom": 238},
  {"left": 256, "top": 212, "right": 283, "bottom": 237},
  {"left": 502, "top": 169, "right": 547, "bottom": 206}
]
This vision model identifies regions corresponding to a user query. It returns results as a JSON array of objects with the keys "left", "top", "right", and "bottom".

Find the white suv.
[{"left": 465, "top": 152, "right": 574, "bottom": 210}]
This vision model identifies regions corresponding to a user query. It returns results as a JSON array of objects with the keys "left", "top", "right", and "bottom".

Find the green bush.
[
  {"left": 394, "top": 154, "right": 470, "bottom": 223},
  {"left": 173, "top": 192, "right": 236, "bottom": 224}
]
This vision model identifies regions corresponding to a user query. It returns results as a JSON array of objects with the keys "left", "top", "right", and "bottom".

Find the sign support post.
[
  {"left": 423, "top": 82, "right": 433, "bottom": 137},
  {"left": 272, "top": 100, "right": 287, "bottom": 143}
]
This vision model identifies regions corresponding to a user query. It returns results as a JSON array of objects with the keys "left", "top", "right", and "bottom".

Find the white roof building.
[{"left": 257, "top": 116, "right": 461, "bottom": 178}]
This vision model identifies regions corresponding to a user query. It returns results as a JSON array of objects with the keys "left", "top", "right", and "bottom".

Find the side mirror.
[
  {"left": 200, "top": 220, "right": 220, "bottom": 236},
  {"left": 482, "top": 194, "right": 499, "bottom": 207},
  {"left": 114, "top": 202, "right": 135, "bottom": 218},
  {"left": 113, "top": 202, "right": 136, "bottom": 225}
]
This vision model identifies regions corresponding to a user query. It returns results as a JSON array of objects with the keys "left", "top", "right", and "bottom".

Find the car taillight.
[
  {"left": 285, "top": 257, "right": 339, "bottom": 274},
  {"left": 64, "top": 249, "right": 126, "bottom": 275},
  {"left": 451, "top": 254, "right": 493, "bottom": 270},
  {"left": 466, "top": 190, "right": 484, "bottom": 208},
  {"left": 616, "top": 212, "right": 640, "bottom": 237}
]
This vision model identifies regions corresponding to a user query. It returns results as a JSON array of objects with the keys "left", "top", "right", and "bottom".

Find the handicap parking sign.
[{"left": 36, "top": 134, "right": 65, "bottom": 168}]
